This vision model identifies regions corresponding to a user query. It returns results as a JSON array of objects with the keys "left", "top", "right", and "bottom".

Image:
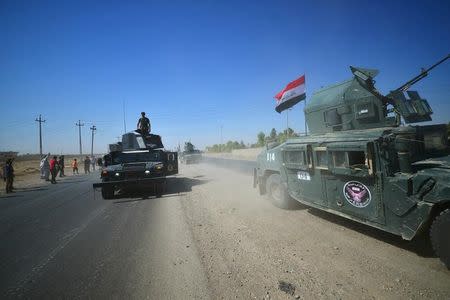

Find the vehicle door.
[
  {"left": 283, "top": 144, "right": 327, "bottom": 207},
  {"left": 165, "top": 152, "right": 178, "bottom": 176},
  {"left": 325, "top": 141, "right": 384, "bottom": 224}
]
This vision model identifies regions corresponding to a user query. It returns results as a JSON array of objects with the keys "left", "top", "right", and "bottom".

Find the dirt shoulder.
[
  {"left": 179, "top": 163, "right": 450, "bottom": 299},
  {"left": 0, "top": 157, "right": 98, "bottom": 196},
  {"left": 204, "top": 148, "right": 262, "bottom": 161}
]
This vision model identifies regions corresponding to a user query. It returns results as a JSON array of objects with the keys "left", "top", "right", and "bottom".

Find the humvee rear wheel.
[
  {"left": 430, "top": 208, "right": 450, "bottom": 269},
  {"left": 101, "top": 186, "right": 114, "bottom": 199},
  {"left": 266, "top": 174, "right": 298, "bottom": 209}
]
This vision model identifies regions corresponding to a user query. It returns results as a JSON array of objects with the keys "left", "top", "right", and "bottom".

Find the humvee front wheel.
[
  {"left": 155, "top": 181, "right": 166, "bottom": 198},
  {"left": 266, "top": 174, "right": 298, "bottom": 209},
  {"left": 430, "top": 208, "right": 450, "bottom": 269},
  {"left": 101, "top": 186, "right": 114, "bottom": 199}
]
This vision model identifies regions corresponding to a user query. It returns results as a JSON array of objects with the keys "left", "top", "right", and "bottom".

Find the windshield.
[{"left": 112, "top": 152, "right": 161, "bottom": 164}]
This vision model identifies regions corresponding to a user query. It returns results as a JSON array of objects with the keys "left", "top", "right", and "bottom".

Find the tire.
[
  {"left": 101, "top": 186, "right": 114, "bottom": 199},
  {"left": 430, "top": 208, "right": 450, "bottom": 269},
  {"left": 266, "top": 173, "right": 298, "bottom": 209},
  {"left": 155, "top": 181, "right": 166, "bottom": 198}
]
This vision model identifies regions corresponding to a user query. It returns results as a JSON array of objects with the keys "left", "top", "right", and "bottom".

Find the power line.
[
  {"left": 35, "top": 114, "right": 46, "bottom": 157},
  {"left": 75, "top": 120, "right": 84, "bottom": 155}
]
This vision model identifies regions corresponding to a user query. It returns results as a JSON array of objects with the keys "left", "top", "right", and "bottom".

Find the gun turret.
[{"left": 304, "top": 55, "right": 449, "bottom": 134}]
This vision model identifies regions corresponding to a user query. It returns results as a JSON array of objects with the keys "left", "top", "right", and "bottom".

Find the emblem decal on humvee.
[{"left": 343, "top": 181, "right": 371, "bottom": 208}]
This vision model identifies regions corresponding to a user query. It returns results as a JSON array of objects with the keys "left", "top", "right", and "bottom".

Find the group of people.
[
  {"left": 40, "top": 154, "right": 65, "bottom": 184},
  {"left": 40, "top": 154, "right": 97, "bottom": 184}
]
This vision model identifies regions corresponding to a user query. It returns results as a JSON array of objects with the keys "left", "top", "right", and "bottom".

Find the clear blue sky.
[{"left": 1, "top": 0, "right": 449, "bottom": 154}]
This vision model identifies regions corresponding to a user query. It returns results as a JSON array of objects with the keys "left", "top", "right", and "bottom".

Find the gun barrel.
[{"left": 395, "top": 54, "right": 449, "bottom": 92}]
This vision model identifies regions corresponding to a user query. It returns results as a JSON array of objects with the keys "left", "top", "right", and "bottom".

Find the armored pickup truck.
[
  {"left": 93, "top": 131, "right": 178, "bottom": 199},
  {"left": 254, "top": 56, "right": 450, "bottom": 268}
]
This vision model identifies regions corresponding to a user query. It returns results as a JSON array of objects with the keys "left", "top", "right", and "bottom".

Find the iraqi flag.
[{"left": 274, "top": 75, "right": 306, "bottom": 113}]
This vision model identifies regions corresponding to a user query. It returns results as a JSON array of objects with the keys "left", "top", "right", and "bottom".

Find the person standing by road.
[
  {"left": 137, "top": 112, "right": 151, "bottom": 135},
  {"left": 84, "top": 156, "right": 91, "bottom": 174},
  {"left": 49, "top": 156, "right": 58, "bottom": 184},
  {"left": 72, "top": 158, "right": 79, "bottom": 175},
  {"left": 40, "top": 153, "right": 50, "bottom": 181},
  {"left": 58, "top": 155, "right": 65, "bottom": 177},
  {"left": 91, "top": 155, "right": 96, "bottom": 171},
  {"left": 3, "top": 159, "right": 14, "bottom": 193}
]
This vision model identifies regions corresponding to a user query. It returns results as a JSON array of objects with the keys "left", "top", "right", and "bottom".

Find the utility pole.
[
  {"left": 220, "top": 125, "right": 223, "bottom": 152},
  {"left": 35, "top": 114, "right": 45, "bottom": 157},
  {"left": 90, "top": 125, "right": 97, "bottom": 157},
  {"left": 75, "top": 120, "right": 84, "bottom": 155}
]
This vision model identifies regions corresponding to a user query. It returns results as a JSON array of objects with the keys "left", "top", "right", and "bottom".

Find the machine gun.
[
  {"left": 395, "top": 54, "right": 449, "bottom": 92},
  {"left": 387, "top": 54, "right": 449, "bottom": 123},
  {"left": 352, "top": 55, "right": 449, "bottom": 124}
]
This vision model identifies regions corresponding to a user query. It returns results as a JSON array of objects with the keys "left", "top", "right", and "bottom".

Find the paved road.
[
  {"left": 1, "top": 163, "right": 450, "bottom": 299},
  {"left": 0, "top": 170, "right": 209, "bottom": 299}
]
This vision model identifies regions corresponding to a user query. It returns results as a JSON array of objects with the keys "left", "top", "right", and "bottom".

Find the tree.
[
  {"left": 270, "top": 128, "right": 277, "bottom": 140},
  {"left": 257, "top": 132, "right": 266, "bottom": 146}
]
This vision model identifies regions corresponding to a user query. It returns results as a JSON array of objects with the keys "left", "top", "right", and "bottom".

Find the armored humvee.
[
  {"left": 254, "top": 56, "right": 450, "bottom": 268},
  {"left": 93, "top": 130, "right": 178, "bottom": 199},
  {"left": 180, "top": 142, "right": 202, "bottom": 164}
]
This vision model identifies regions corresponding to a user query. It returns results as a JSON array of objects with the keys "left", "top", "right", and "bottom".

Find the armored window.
[
  {"left": 314, "top": 147, "right": 328, "bottom": 169},
  {"left": 324, "top": 109, "right": 342, "bottom": 126},
  {"left": 284, "top": 151, "right": 306, "bottom": 165},
  {"left": 283, "top": 150, "right": 308, "bottom": 170},
  {"left": 332, "top": 151, "right": 347, "bottom": 168},
  {"left": 348, "top": 151, "right": 366, "bottom": 168}
]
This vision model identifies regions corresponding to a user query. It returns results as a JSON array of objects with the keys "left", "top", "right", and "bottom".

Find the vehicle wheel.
[
  {"left": 155, "top": 181, "right": 165, "bottom": 198},
  {"left": 266, "top": 173, "right": 298, "bottom": 209},
  {"left": 101, "top": 186, "right": 114, "bottom": 199},
  {"left": 430, "top": 208, "right": 450, "bottom": 269}
]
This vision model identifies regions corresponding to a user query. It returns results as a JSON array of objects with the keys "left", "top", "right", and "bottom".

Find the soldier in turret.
[{"left": 137, "top": 112, "right": 151, "bottom": 135}]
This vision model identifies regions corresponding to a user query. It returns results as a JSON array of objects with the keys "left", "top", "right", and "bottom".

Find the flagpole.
[
  {"left": 304, "top": 98, "right": 308, "bottom": 136},
  {"left": 286, "top": 109, "right": 289, "bottom": 138}
]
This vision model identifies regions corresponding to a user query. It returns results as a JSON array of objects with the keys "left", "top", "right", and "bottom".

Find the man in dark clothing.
[
  {"left": 58, "top": 155, "right": 65, "bottom": 177},
  {"left": 84, "top": 156, "right": 91, "bottom": 174},
  {"left": 3, "top": 159, "right": 14, "bottom": 193},
  {"left": 137, "top": 112, "right": 151, "bottom": 135},
  {"left": 49, "top": 156, "right": 58, "bottom": 184}
]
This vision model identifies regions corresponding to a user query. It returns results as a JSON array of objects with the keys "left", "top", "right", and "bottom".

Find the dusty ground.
[
  {"left": 204, "top": 148, "right": 263, "bottom": 161},
  {"left": 180, "top": 163, "right": 450, "bottom": 299},
  {"left": 1, "top": 161, "right": 449, "bottom": 299}
]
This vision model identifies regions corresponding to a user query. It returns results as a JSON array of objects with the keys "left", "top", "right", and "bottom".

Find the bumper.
[{"left": 93, "top": 176, "right": 166, "bottom": 189}]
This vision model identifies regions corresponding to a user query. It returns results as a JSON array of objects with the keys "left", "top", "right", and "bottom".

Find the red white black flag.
[{"left": 274, "top": 75, "right": 306, "bottom": 113}]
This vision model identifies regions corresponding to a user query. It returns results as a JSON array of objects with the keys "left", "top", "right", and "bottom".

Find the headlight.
[
  {"left": 154, "top": 164, "right": 164, "bottom": 170},
  {"left": 145, "top": 170, "right": 150, "bottom": 174},
  {"left": 114, "top": 172, "right": 120, "bottom": 177}
]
